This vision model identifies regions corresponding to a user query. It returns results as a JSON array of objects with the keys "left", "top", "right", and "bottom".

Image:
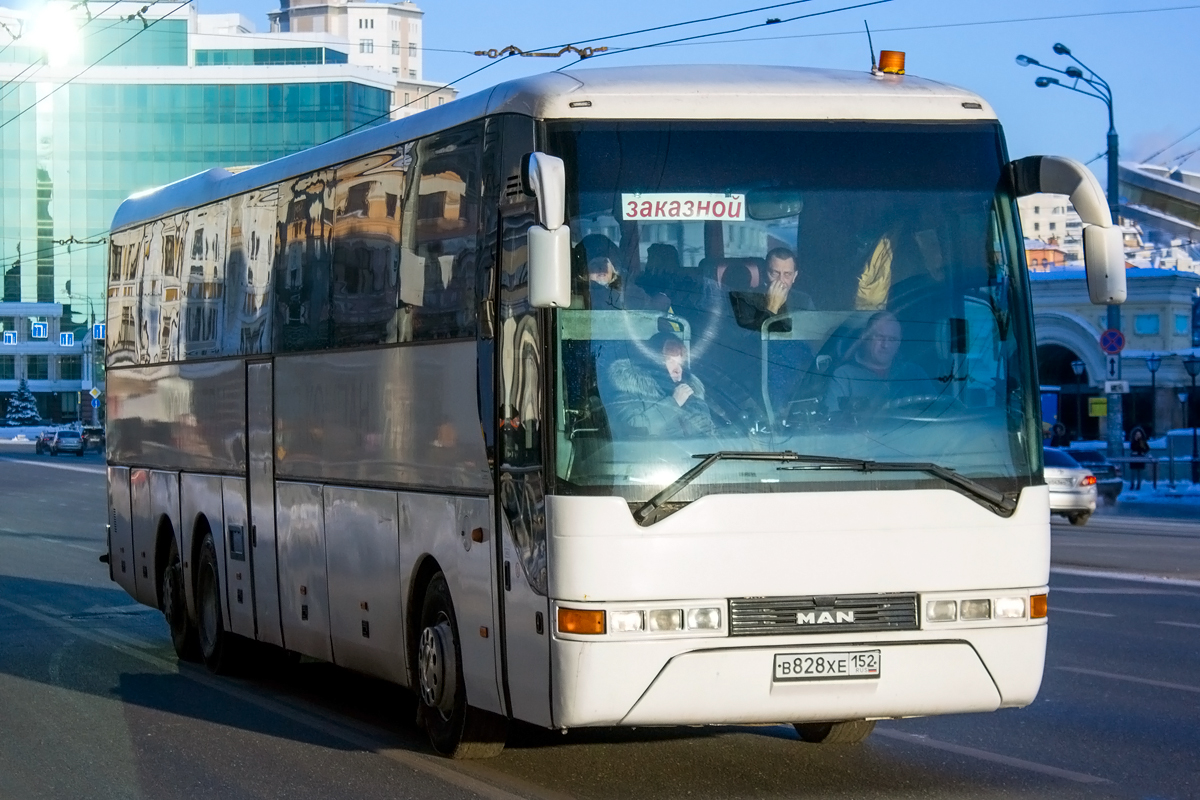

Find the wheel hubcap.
[{"left": 418, "top": 619, "right": 457, "bottom": 718}]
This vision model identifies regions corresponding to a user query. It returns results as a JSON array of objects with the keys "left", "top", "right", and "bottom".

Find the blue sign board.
[
  {"left": 91, "top": 398, "right": 101, "bottom": 408},
  {"left": 93, "top": 323, "right": 106, "bottom": 340},
  {"left": 2, "top": 331, "right": 14, "bottom": 345},
  {"left": 30, "top": 321, "right": 47, "bottom": 339},
  {"left": 60, "top": 332, "right": 74, "bottom": 347}
]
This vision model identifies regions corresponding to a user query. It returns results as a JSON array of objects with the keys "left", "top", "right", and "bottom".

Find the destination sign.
[{"left": 621, "top": 193, "right": 746, "bottom": 222}]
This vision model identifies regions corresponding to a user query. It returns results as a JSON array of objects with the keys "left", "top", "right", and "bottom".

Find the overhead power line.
[
  {"left": 0, "top": 1, "right": 192, "bottom": 134},
  {"left": 1141, "top": 122, "right": 1200, "bottom": 164}
]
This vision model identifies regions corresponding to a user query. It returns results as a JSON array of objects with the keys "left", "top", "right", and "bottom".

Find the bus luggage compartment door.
[{"left": 247, "top": 360, "right": 283, "bottom": 647}]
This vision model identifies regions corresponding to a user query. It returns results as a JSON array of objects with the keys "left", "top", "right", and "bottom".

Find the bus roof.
[{"left": 110, "top": 64, "right": 996, "bottom": 233}]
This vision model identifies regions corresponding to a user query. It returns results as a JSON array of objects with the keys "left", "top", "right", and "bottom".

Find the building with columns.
[{"left": 1032, "top": 266, "right": 1199, "bottom": 439}]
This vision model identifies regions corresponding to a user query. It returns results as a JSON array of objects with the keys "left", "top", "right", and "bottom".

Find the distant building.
[
  {"left": 1024, "top": 238, "right": 1067, "bottom": 271},
  {"left": 0, "top": 303, "right": 93, "bottom": 422},
  {"left": 0, "top": 0, "right": 455, "bottom": 421},
  {"left": 1032, "top": 266, "right": 1200, "bottom": 439}
]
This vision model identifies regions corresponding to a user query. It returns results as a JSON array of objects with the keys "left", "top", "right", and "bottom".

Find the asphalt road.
[{"left": 2, "top": 450, "right": 1198, "bottom": 799}]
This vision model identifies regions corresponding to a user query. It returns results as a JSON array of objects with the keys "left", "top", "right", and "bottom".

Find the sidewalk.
[{"left": 1112, "top": 482, "right": 1200, "bottom": 520}]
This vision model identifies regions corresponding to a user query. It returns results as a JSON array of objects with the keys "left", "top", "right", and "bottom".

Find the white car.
[{"left": 1044, "top": 447, "right": 1097, "bottom": 525}]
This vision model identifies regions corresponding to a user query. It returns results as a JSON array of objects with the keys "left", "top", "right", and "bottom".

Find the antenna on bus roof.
[{"left": 864, "top": 20, "right": 877, "bottom": 74}]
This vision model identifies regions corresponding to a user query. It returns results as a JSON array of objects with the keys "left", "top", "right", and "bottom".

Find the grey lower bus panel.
[
  {"left": 221, "top": 478, "right": 256, "bottom": 639},
  {"left": 324, "top": 486, "right": 406, "bottom": 684},
  {"left": 107, "top": 467, "right": 137, "bottom": 599},
  {"left": 276, "top": 481, "right": 333, "bottom": 663},
  {"left": 180, "top": 472, "right": 226, "bottom": 624},
  {"left": 129, "top": 469, "right": 157, "bottom": 609}
]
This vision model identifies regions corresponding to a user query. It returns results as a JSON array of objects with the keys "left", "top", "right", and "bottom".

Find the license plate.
[
  {"left": 773, "top": 650, "right": 881, "bottom": 681},
  {"left": 1049, "top": 478, "right": 1072, "bottom": 487}
]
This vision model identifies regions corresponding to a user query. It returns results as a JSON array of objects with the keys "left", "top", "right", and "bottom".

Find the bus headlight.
[
  {"left": 960, "top": 599, "right": 992, "bottom": 620},
  {"left": 648, "top": 609, "right": 683, "bottom": 631},
  {"left": 926, "top": 600, "right": 957, "bottom": 622},
  {"left": 609, "top": 610, "right": 644, "bottom": 632},
  {"left": 687, "top": 607, "right": 722, "bottom": 630},
  {"left": 994, "top": 597, "right": 1026, "bottom": 619}
]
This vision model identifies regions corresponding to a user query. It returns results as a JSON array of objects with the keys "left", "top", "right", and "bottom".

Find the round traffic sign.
[{"left": 1099, "top": 329, "right": 1125, "bottom": 355}]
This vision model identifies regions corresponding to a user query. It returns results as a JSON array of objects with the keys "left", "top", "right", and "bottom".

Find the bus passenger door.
[
  {"left": 495, "top": 208, "right": 553, "bottom": 729},
  {"left": 247, "top": 360, "right": 283, "bottom": 647}
]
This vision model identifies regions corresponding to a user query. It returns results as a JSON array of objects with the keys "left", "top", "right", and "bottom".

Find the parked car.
[
  {"left": 81, "top": 425, "right": 105, "bottom": 453},
  {"left": 34, "top": 429, "right": 55, "bottom": 455},
  {"left": 1044, "top": 447, "right": 1097, "bottom": 525},
  {"left": 1063, "top": 448, "right": 1123, "bottom": 503},
  {"left": 49, "top": 429, "right": 85, "bottom": 457}
]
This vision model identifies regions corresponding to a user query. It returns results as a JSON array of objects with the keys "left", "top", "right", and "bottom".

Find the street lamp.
[
  {"left": 1145, "top": 353, "right": 1161, "bottom": 437},
  {"left": 1071, "top": 359, "right": 1086, "bottom": 440},
  {"left": 1184, "top": 354, "right": 1200, "bottom": 484},
  {"left": 1018, "top": 43, "right": 1125, "bottom": 458}
]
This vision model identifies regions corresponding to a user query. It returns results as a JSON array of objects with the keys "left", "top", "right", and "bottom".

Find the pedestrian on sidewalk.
[
  {"left": 1050, "top": 422, "right": 1071, "bottom": 448},
  {"left": 1129, "top": 427, "right": 1150, "bottom": 490}
]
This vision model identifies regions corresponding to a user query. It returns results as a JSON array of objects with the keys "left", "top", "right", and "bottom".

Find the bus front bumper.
[{"left": 550, "top": 625, "right": 1045, "bottom": 728}]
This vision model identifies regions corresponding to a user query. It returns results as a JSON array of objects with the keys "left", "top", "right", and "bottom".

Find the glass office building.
[{"left": 0, "top": 4, "right": 399, "bottom": 421}]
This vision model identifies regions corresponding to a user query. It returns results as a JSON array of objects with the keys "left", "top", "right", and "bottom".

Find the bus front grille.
[{"left": 728, "top": 593, "right": 919, "bottom": 636}]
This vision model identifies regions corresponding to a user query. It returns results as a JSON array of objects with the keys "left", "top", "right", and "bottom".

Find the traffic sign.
[
  {"left": 1106, "top": 354, "right": 1120, "bottom": 379},
  {"left": 91, "top": 398, "right": 101, "bottom": 408},
  {"left": 1104, "top": 380, "right": 1130, "bottom": 395},
  {"left": 1099, "top": 329, "right": 1125, "bottom": 354},
  {"left": 89, "top": 387, "right": 101, "bottom": 399}
]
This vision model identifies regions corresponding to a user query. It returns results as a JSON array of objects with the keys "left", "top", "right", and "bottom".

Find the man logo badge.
[{"left": 796, "top": 610, "right": 855, "bottom": 625}]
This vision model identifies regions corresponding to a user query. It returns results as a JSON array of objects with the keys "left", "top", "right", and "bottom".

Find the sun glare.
[{"left": 27, "top": 2, "right": 81, "bottom": 66}]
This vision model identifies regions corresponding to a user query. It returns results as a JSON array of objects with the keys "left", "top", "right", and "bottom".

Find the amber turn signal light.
[
  {"left": 1030, "top": 594, "right": 1048, "bottom": 619},
  {"left": 879, "top": 50, "right": 906, "bottom": 75},
  {"left": 558, "top": 607, "right": 606, "bottom": 634}
]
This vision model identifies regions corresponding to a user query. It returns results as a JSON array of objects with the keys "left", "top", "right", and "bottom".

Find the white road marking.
[
  {"left": 1057, "top": 666, "right": 1200, "bottom": 695},
  {"left": 1051, "top": 567, "right": 1200, "bottom": 589},
  {"left": 1157, "top": 620, "right": 1200, "bottom": 630},
  {"left": 2, "top": 458, "right": 105, "bottom": 475},
  {"left": 0, "top": 596, "right": 555, "bottom": 800},
  {"left": 875, "top": 729, "right": 1109, "bottom": 784},
  {"left": 35, "top": 536, "right": 104, "bottom": 553},
  {"left": 1050, "top": 607, "right": 1114, "bottom": 617}
]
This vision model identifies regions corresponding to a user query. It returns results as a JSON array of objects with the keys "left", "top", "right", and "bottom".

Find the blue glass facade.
[
  {"left": 195, "top": 47, "right": 350, "bottom": 66},
  {"left": 0, "top": 25, "right": 392, "bottom": 335}
]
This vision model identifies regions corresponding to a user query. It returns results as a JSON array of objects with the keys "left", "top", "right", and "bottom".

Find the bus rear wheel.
[
  {"left": 794, "top": 720, "right": 876, "bottom": 744},
  {"left": 416, "top": 572, "right": 506, "bottom": 758},
  {"left": 162, "top": 537, "right": 201, "bottom": 662},
  {"left": 195, "top": 532, "right": 245, "bottom": 674}
]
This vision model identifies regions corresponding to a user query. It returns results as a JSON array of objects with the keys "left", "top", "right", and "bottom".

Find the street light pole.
[
  {"left": 1018, "top": 43, "right": 1124, "bottom": 458},
  {"left": 1185, "top": 355, "right": 1200, "bottom": 485},
  {"left": 1071, "top": 359, "right": 1086, "bottom": 441},
  {"left": 1146, "top": 353, "right": 1161, "bottom": 437}
]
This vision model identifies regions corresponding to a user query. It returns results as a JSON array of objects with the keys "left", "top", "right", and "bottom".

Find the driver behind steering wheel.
[{"left": 824, "top": 310, "right": 937, "bottom": 415}]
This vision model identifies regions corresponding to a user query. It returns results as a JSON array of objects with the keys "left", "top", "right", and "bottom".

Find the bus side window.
[
  {"left": 274, "top": 170, "right": 336, "bottom": 353},
  {"left": 402, "top": 123, "right": 482, "bottom": 341}
]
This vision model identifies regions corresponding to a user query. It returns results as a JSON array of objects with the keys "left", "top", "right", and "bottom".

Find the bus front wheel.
[
  {"left": 417, "top": 572, "right": 506, "bottom": 758},
  {"left": 794, "top": 720, "right": 876, "bottom": 744}
]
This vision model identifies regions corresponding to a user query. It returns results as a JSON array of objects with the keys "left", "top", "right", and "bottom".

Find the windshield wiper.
[{"left": 632, "top": 450, "right": 1018, "bottom": 526}]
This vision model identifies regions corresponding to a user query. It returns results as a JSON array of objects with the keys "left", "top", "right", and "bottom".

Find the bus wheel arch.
[
  {"left": 409, "top": 561, "right": 506, "bottom": 758},
  {"left": 157, "top": 515, "right": 201, "bottom": 662}
]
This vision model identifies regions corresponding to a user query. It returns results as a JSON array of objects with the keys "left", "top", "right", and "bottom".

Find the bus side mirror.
[
  {"left": 523, "top": 152, "right": 571, "bottom": 308},
  {"left": 1008, "top": 154, "right": 1126, "bottom": 305}
]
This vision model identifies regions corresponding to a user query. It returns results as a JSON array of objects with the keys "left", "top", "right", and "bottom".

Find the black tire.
[
  {"left": 162, "top": 536, "right": 202, "bottom": 662},
  {"left": 416, "top": 573, "right": 507, "bottom": 758},
  {"left": 75, "top": 448, "right": 84, "bottom": 457},
  {"left": 50, "top": 448, "right": 58, "bottom": 456},
  {"left": 1069, "top": 512, "right": 1091, "bottom": 526},
  {"left": 794, "top": 720, "right": 876, "bottom": 744},
  {"left": 195, "top": 531, "right": 245, "bottom": 674}
]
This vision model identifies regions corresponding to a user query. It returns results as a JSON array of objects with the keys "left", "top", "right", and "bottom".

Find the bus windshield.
[{"left": 547, "top": 121, "right": 1040, "bottom": 506}]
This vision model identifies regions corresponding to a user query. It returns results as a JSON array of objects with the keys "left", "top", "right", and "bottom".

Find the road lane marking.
[
  {"left": 35, "top": 535, "right": 105, "bottom": 553},
  {"left": 1051, "top": 567, "right": 1200, "bottom": 589},
  {"left": 874, "top": 729, "right": 1109, "bottom": 784},
  {"left": 1050, "top": 607, "right": 1115, "bottom": 617},
  {"left": 0, "top": 596, "right": 546, "bottom": 800},
  {"left": 1057, "top": 666, "right": 1200, "bottom": 695},
  {"left": 1157, "top": 620, "right": 1200, "bottom": 630},
  {"left": 1, "top": 458, "right": 105, "bottom": 475}
]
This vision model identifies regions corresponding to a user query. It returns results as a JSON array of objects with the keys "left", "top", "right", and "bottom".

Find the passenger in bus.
[
  {"left": 728, "top": 247, "right": 814, "bottom": 331},
  {"left": 575, "top": 234, "right": 651, "bottom": 311},
  {"left": 824, "top": 310, "right": 937, "bottom": 414},
  {"left": 606, "top": 332, "right": 717, "bottom": 438}
]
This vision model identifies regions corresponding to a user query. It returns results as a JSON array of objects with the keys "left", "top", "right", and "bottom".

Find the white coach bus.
[{"left": 104, "top": 63, "right": 1125, "bottom": 757}]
